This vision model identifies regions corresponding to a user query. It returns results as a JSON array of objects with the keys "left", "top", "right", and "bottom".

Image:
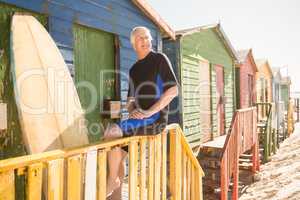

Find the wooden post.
[
  {"left": 97, "top": 151, "right": 107, "bottom": 200},
  {"left": 187, "top": 160, "right": 191, "bottom": 200},
  {"left": 148, "top": 137, "right": 155, "bottom": 200},
  {"left": 263, "top": 119, "right": 269, "bottom": 163},
  {"left": 169, "top": 128, "right": 181, "bottom": 200},
  {"left": 129, "top": 141, "right": 138, "bottom": 200},
  {"left": 182, "top": 153, "right": 187, "bottom": 200},
  {"left": 161, "top": 132, "right": 167, "bottom": 200},
  {"left": 67, "top": 155, "right": 82, "bottom": 200},
  {"left": 47, "top": 159, "right": 64, "bottom": 200},
  {"left": 0, "top": 170, "right": 15, "bottom": 200},
  {"left": 220, "top": 155, "right": 228, "bottom": 200},
  {"left": 232, "top": 115, "right": 239, "bottom": 200},
  {"left": 27, "top": 163, "right": 43, "bottom": 200},
  {"left": 139, "top": 139, "right": 146, "bottom": 200},
  {"left": 191, "top": 166, "right": 195, "bottom": 200},
  {"left": 154, "top": 134, "right": 161, "bottom": 200}
]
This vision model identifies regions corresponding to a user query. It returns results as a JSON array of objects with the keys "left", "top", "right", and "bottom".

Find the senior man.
[{"left": 104, "top": 26, "right": 178, "bottom": 198}]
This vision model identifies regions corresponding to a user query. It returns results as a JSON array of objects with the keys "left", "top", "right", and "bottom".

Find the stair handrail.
[
  {"left": 220, "top": 107, "right": 259, "bottom": 200},
  {"left": 0, "top": 123, "right": 204, "bottom": 200},
  {"left": 256, "top": 102, "right": 273, "bottom": 162}
]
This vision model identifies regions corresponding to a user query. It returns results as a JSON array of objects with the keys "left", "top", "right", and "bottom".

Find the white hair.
[{"left": 130, "top": 26, "right": 152, "bottom": 46}]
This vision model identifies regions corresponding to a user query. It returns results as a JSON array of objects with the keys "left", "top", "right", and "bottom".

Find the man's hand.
[{"left": 129, "top": 109, "right": 152, "bottom": 119}]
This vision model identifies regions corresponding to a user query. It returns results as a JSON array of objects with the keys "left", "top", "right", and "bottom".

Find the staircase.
[
  {"left": 198, "top": 107, "right": 260, "bottom": 200},
  {"left": 256, "top": 103, "right": 275, "bottom": 163},
  {"left": 198, "top": 142, "right": 223, "bottom": 200}
]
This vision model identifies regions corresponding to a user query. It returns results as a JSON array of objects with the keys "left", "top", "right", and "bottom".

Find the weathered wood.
[
  {"left": 0, "top": 150, "right": 64, "bottom": 173},
  {"left": 191, "top": 166, "right": 195, "bottom": 200},
  {"left": 182, "top": 152, "right": 187, "bottom": 200},
  {"left": 154, "top": 134, "right": 161, "bottom": 200},
  {"left": 139, "top": 138, "right": 146, "bottom": 200},
  {"left": 170, "top": 128, "right": 182, "bottom": 200},
  {"left": 0, "top": 124, "right": 205, "bottom": 200},
  {"left": 0, "top": 170, "right": 15, "bottom": 200},
  {"left": 84, "top": 150, "right": 97, "bottom": 200},
  {"left": 97, "top": 150, "right": 107, "bottom": 200},
  {"left": 67, "top": 155, "right": 82, "bottom": 200},
  {"left": 129, "top": 141, "right": 138, "bottom": 200},
  {"left": 186, "top": 160, "right": 191, "bottom": 200},
  {"left": 195, "top": 168, "right": 203, "bottom": 200},
  {"left": 47, "top": 159, "right": 64, "bottom": 200},
  {"left": 27, "top": 163, "right": 43, "bottom": 200},
  {"left": 161, "top": 132, "right": 167, "bottom": 200},
  {"left": 148, "top": 137, "right": 155, "bottom": 200}
]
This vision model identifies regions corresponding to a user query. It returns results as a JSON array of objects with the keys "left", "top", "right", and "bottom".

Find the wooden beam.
[
  {"left": 27, "top": 163, "right": 43, "bottom": 200},
  {"left": 67, "top": 155, "right": 82, "bottom": 200},
  {"left": 139, "top": 138, "right": 147, "bottom": 200},
  {"left": 170, "top": 128, "right": 181, "bottom": 200},
  {"left": 97, "top": 150, "right": 107, "bottom": 200},
  {"left": 129, "top": 141, "right": 138, "bottom": 200},
  {"left": 47, "top": 159, "right": 64, "bottom": 200},
  {"left": 0, "top": 170, "right": 15, "bottom": 200}
]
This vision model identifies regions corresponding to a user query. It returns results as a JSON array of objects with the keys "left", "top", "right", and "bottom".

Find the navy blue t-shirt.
[{"left": 127, "top": 51, "right": 178, "bottom": 124}]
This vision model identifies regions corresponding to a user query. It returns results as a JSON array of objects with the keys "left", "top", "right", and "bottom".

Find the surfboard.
[{"left": 11, "top": 13, "right": 89, "bottom": 154}]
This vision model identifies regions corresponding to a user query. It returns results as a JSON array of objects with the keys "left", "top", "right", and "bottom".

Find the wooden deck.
[{"left": 201, "top": 135, "right": 227, "bottom": 149}]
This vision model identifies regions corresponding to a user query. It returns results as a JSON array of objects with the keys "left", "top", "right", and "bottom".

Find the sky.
[{"left": 148, "top": 0, "right": 300, "bottom": 96}]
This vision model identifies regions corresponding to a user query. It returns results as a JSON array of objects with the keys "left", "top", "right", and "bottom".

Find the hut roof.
[
  {"left": 237, "top": 49, "right": 250, "bottom": 62},
  {"left": 272, "top": 67, "right": 282, "bottom": 77},
  {"left": 132, "top": 0, "right": 175, "bottom": 40},
  {"left": 237, "top": 49, "right": 258, "bottom": 71},
  {"left": 255, "top": 59, "right": 273, "bottom": 78},
  {"left": 281, "top": 76, "right": 291, "bottom": 85},
  {"left": 175, "top": 23, "right": 239, "bottom": 61}
]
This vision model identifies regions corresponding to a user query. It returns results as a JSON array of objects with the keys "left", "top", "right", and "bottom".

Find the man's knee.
[{"left": 104, "top": 123, "right": 123, "bottom": 139}]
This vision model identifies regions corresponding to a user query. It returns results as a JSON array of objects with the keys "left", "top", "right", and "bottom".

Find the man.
[{"left": 104, "top": 26, "right": 178, "bottom": 198}]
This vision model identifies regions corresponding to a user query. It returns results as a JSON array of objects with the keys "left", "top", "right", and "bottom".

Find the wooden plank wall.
[{"left": 0, "top": 0, "right": 163, "bottom": 146}]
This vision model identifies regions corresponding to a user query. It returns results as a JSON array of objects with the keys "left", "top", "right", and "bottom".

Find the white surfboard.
[{"left": 11, "top": 13, "right": 89, "bottom": 154}]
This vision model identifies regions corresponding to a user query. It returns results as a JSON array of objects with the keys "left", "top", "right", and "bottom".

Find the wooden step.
[
  {"left": 203, "top": 178, "right": 221, "bottom": 192},
  {"left": 198, "top": 156, "right": 221, "bottom": 169},
  {"left": 239, "top": 158, "right": 251, "bottom": 163},
  {"left": 199, "top": 147, "right": 223, "bottom": 158},
  {"left": 240, "top": 153, "right": 252, "bottom": 158},
  {"left": 203, "top": 167, "right": 221, "bottom": 181},
  {"left": 239, "top": 162, "right": 253, "bottom": 170}
]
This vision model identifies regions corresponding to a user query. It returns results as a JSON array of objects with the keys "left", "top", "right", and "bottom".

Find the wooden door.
[
  {"left": 199, "top": 59, "right": 211, "bottom": 143},
  {"left": 248, "top": 74, "right": 254, "bottom": 106},
  {"left": 74, "top": 24, "right": 116, "bottom": 142},
  {"left": 215, "top": 65, "right": 225, "bottom": 136}
]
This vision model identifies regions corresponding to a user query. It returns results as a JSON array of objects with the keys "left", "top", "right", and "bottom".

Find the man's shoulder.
[{"left": 151, "top": 51, "right": 167, "bottom": 60}]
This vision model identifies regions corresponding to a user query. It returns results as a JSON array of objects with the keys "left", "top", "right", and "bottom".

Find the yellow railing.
[{"left": 0, "top": 124, "right": 204, "bottom": 200}]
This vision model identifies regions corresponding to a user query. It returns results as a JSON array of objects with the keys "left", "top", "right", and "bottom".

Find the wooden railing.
[
  {"left": 0, "top": 124, "right": 204, "bottom": 200},
  {"left": 256, "top": 102, "right": 274, "bottom": 162},
  {"left": 220, "top": 107, "right": 259, "bottom": 200}
]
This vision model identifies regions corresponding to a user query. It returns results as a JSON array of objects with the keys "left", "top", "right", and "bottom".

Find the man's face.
[{"left": 133, "top": 30, "right": 152, "bottom": 54}]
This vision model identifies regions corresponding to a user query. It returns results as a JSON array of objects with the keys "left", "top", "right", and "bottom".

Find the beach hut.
[
  {"left": 280, "top": 76, "right": 292, "bottom": 112},
  {"left": 0, "top": 0, "right": 175, "bottom": 157},
  {"left": 281, "top": 76, "right": 292, "bottom": 136},
  {"left": 271, "top": 68, "right": 285, "bottom": 143},
  {"left": 255, "top": 59, "right": 273, "bottom": 119},
  {"left": 163, "top": 23, "right": 238, "bottom": 148},
  {"left": 236, "top": 49, "right": 258, "bottom": 109},
  {"left": 255, "top": 59, "right": 276, "bottom": 161}
]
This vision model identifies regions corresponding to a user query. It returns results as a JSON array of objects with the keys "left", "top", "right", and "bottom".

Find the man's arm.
[
  {"left": 125, "top": 97, "right": 135, "bottom": 113},
  {"left": 129, "top": 85, "right": 178, "bottom": 119}
]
